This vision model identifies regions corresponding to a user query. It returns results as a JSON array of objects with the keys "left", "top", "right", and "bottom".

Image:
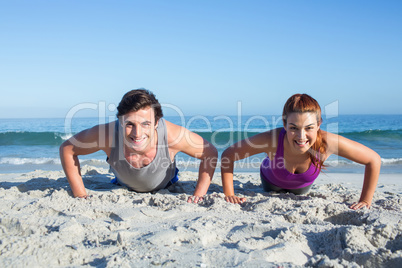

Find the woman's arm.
[
  {"left": 325, "top": 131, "right": 381, "bottom": 209},
  {"left": 221, "top": 129, "right": 279, "bottom": 204}
]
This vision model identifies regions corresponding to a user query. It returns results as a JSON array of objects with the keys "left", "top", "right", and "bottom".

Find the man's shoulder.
[
  {"left": 163, "top": 119, "right": 190, "bottom": 148},
  {"left": 89, "top": 121, "right": 116, "bottom": 146},
  {"left": 164, "top": 119, "right": 183, "bottom": 131},
  {"left": 91, "top": 121, "right": 116, "bottom": 133}
]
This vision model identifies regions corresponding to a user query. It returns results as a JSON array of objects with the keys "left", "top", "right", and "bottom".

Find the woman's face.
[{"left": 284, "top": 112, "right": 320, "bottom": 154}]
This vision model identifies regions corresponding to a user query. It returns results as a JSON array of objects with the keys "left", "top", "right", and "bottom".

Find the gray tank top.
[{"left": 107, "top": 118, "right": 176, "bottom": 192}]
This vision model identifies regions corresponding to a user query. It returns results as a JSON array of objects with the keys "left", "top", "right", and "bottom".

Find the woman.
[{"left": 221, "top": 94, "right": 381, "bottom": 210}]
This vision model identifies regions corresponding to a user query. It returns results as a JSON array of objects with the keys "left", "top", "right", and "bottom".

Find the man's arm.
[
  {"left": 166, "top": 121, "right": 218, "bottom": 203},
  {"left": 59, "top": 123, "right": 112, "bottom": 198}
]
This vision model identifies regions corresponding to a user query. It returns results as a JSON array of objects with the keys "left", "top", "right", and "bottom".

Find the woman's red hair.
[{"left": 282, "top": 94, "right": 327, "bottom": 173}]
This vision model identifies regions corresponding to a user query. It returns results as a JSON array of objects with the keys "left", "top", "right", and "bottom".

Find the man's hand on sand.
[{"left": 187, "top": 195, "right": 204, "bottom": 203}]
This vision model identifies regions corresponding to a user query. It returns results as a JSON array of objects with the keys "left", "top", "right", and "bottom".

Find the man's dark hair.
[{"left": 117, "top": 89, "right": 163, "bottom": 121}]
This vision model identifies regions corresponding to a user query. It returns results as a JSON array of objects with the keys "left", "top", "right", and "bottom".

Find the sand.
[{"left": 0, "top": 166, "right": 401, "bottom": 267}]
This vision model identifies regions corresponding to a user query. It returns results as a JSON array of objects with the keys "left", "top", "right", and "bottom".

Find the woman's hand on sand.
[
  {"left": 225, "top": 195, "right": 246, "bottom": 204},
  {"left": 187, "top": 195, "right": 204, "bottom": 203},
  {"left": 350, "top": 200, "right": 370, "bottom": 210}
]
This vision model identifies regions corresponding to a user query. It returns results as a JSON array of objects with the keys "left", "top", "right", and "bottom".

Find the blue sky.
[{"left": 1, "top": 0, "right": 401, "bottom": 118}]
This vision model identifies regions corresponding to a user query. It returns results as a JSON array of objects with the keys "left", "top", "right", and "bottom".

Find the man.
[{"left": 60, "top": 89, "right": 218, "bottom": 203}]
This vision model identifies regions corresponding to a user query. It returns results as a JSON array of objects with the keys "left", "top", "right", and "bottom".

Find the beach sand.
[{"left": 0, "top": 166, "right": 401, "bottom": 267}]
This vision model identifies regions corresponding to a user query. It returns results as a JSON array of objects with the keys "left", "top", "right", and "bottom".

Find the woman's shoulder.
[
  {"left": 321, "top": 130, "right": 339, "bottom": 143},
  {"left": 264, "top": 127, "right": 283, "bottom": 141},
  {"left": 320, "top": 130, "right": 346, "bottom": 154},
  {"left": 245, "top": 127, "right": 283, "bottom": 151}
]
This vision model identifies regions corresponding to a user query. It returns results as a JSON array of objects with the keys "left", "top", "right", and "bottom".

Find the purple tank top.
[{"left": 260, "top": 128, "right": 319, "bottom": 189}]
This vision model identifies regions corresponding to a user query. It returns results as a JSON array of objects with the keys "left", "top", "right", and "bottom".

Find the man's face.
[{"left": 122, "top": 106, "right": 158, "bottom": 153}]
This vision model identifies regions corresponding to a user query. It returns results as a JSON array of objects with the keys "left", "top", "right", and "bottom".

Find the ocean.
[{"left": 0, "top": 114, "right": 401, "bottom": 174}]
